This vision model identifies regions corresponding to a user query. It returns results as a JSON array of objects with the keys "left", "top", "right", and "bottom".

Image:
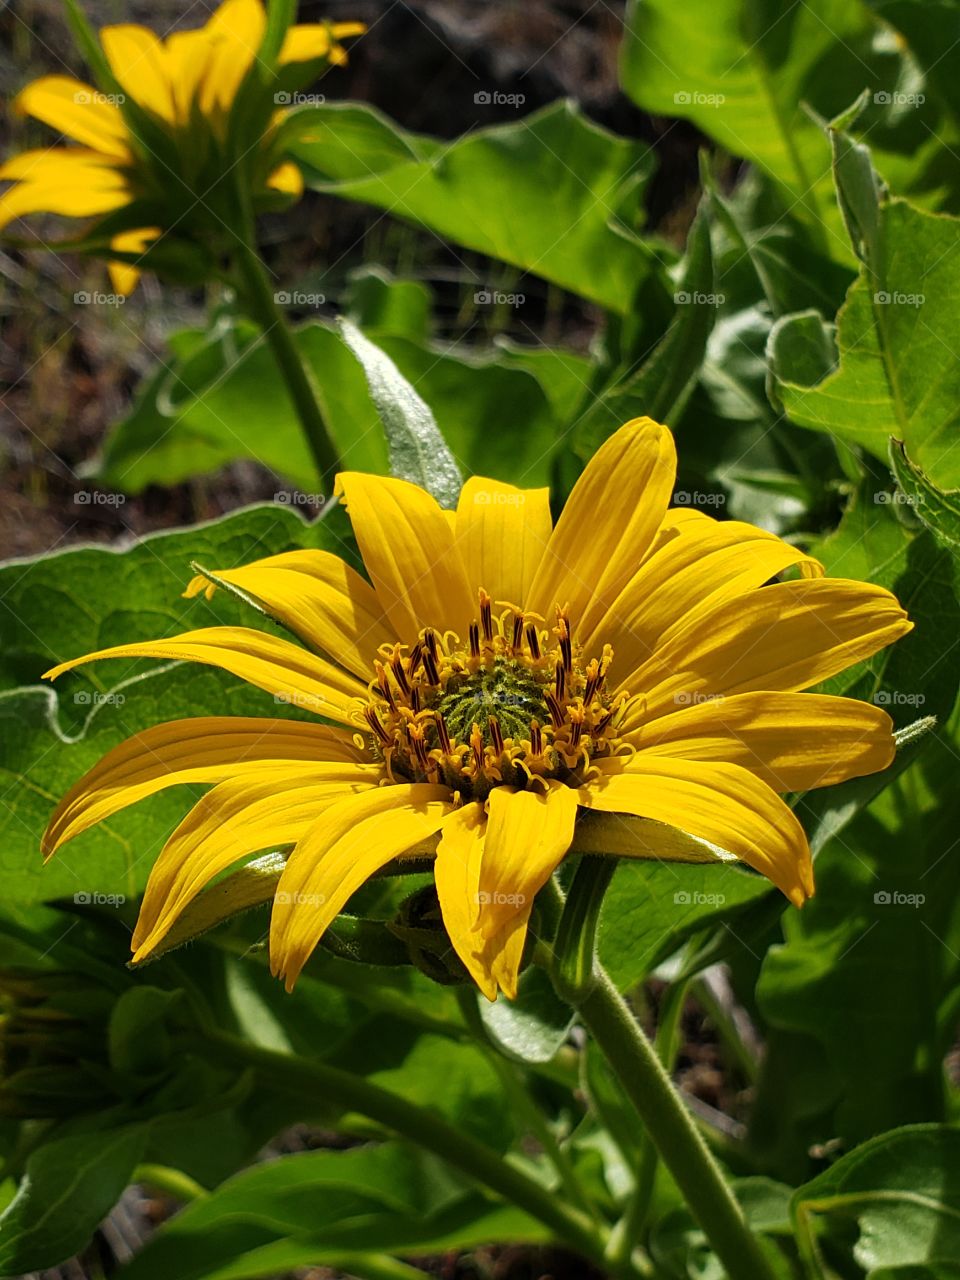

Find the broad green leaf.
[
  {"left": 98, "top": 319, "right": 561, "bottom": 492},
  {"left": 769, "top": 195, "right": 960, "bottom": 489},
  {"left": 96, "top": 319, "right": 388, "bottom": 493},
  {"left": 889, "top": 439, "right": 960, "bottom": 551},
  {"left": 0, "top": 1125, "right": 147, "bottom": 1272},
  {"left": 792, "top": 1126, "right": 960, "bottom": 1271},
  {"left": 749, "top": 486, "right": 960, "bottom": 1172},
  {"left": 116, "top": 1142, "right": 543, "bottom": 1280},
  {"left": 619, "top": 0, "right": 943, "bottom": 241},
  {"left": 478, "top": 965, "right": 575, "bottom": 1064},
  {"left": 574, "top": 197, "right": 717, "bottom": 456},
  {"left": 289, "top": 100, "right": 656, "bottom": 314},
  {"left": 344, "top": 265, "right": 432, "bottom": 340},
  {"left": 338, "top": 319, "right": 462, "bottom": 506},
  {"left": 0, "top": 504, "right": 352, "bottom": 903},
  {"left": 598, "top": 860, "right": 772, "bottom": 992}
]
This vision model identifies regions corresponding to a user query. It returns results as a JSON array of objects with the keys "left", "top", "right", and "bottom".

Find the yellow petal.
[
  {"left": 99, "top": 26, "right": 176, "bottom": 123},
  {"left": 132, "top": 762, "right": 377, "bottom": 959},
  {"left": 14, "top": 76, "right": 131, "bottom": 158},
  {"left": 269, "top": 784, "right": 455, "bottom": 989},
  {"left": 475, "top": 781, "right": 578, "bottom": 938},
  {"left": 198, "top": 0, "right": 266, "bottom": 117},
  {"left": 43, "top": 715, "right": 368, "bottom": 858},
  {"left": 335, "top": 472, "right": 474, "bottom": 644},
  {"left": 619, "top": 578, "right": 912, "bottom": 732},
  {"left": 585, "top": 516, "right": 823, "bottom": 678},
  {"left": 108, "top": 226, "right": 160, "bottom": 297},
  {"left": 266, "top": 160, "right": 303, "bottom": 197},
  {"left": 42, "top": 626, "right": 367, "bottom": 727},
  {"left": 164, "top": 30, "right": 214, "bottom": 121},
  {"left": 434, "top": 802, "right": 530, "bottom": 1001},
  {"left": 279, "top": 22, "right": 366, "bottom": 65},
  {"left": 527, "top": 418, "right": 676, "bottom": 633},
  {"left": 0, "top": 151, "right": 130, "bottom": 229},
  {"left": 623, "top": 691, "right": 895, "bottom": 792},
  {"left": 185, "top": 550, "right": 393, "bottom": 680},
  {"left": 455, "top": 477, "right": 552, "bottom": 607},
  {"left": 580, "top": 757, "right": 813, "bottom": 906}
]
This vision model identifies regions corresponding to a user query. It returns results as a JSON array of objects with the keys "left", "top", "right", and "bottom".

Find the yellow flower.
[
  {"left": 42, "top": 419, "right": 911, "bottom": 1000},
  {"left": 0, "top": 0, "right": 363, "bottom": 293}
]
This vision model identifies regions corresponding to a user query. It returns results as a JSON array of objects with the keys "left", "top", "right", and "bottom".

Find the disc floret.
[{"left": 360, "top": 590, "right": 626, "bottom": 799}]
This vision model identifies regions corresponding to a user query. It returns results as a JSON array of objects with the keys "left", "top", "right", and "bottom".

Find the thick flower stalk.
[
  {"left": 42, "top": 419, "right": 911, "bottom": 999},
  {"left": 0, "top": 0, "right": 363, "bottom": 293}
]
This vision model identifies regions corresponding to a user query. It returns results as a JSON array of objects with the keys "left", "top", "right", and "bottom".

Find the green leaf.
[
  {"left": 478, "top": 965, "right": 575, "bottom": 1064},
  {"left": 619, "top": 0, "right": 937, "bottom": 243},
  {"left": 598, "top": 860, "right": 771, "bottom": 992},
  {"left": 289, "top": 100, "right": 656, "bottom": 313},
  {"left": 792, "top": 1125, "right": 960, "bottom": 1272},
  {"left": 116, "top": 1142, "right": 542, "bottom": 1280},
  {"left": 344, "top": 266, "right": 432, "bottom": 341},
  {"left": 0, "top": 504, "right": 353, "bottom": 903},
  {"left": 889, "top": 439, "right": 960, "bottom": 551},
  {"left": 769, "top": 192, "right": 960, "bottom": 488},
  {"left": 97, "top": 319, "right": 562, "bottom": 493},
  {"left": 574, "top": 196, "right": 717, "bottom": 456},
  {"left": 338, "top": 319, "right": 462, "bottom": 506},
  {"left": 0, "top": 1125, "right": 146, "bottom": 1272}
]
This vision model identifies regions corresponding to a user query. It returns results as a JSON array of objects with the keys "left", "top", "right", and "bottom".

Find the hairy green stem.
[
  {"left": 570, "top": 968, "right": 779, "bottom": 1280},
  {"left": 545, "top": 864, "right": 778, "bottom": 1280},
  {"left": 232, "top": 226, "right": 340, "bottom": 485},
  {"left": 194, "top": 1027, "right": 638, "bottom": 1276}
]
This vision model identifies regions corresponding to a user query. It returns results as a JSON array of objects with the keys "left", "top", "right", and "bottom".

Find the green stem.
[
  {"left": 573, "top": 968, "right": 778, "bottom": 1280},
  {"left": 194, "top": 1028, "right": 627, "bottom": 1276},
  {"left": 546, "top": 865, "right": 778, "bottom": 1280},
  {"left": 319, "top": 1254, "right": 435, "bottom": 1280},
  {"left": 232, "top": 232, "right": 340, "bottom": 486},
  {"left": 134, "top": 1163, "right": 208, "bottom": 1203}
]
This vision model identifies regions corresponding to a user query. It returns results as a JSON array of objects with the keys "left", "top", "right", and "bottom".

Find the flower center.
[{"left": 359, "top": 590, "right": 625, "bottom": 800}]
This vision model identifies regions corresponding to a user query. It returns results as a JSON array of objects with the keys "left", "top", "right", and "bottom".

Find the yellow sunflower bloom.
[
  {"left": 0, "top": 0, "right": 363, "bottom": 292},
  {"left": 42, "top": 419, "right": 912, "bottom": 1000}
]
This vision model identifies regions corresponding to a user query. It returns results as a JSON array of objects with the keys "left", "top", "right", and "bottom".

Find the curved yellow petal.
[
  {"left": 475, "top": 781, "right": 578, "bottom": 938},
  {"left": 99, "top": 26, "right": 176, "bottom": 123},
  {"left": 580, "top": 757, "right": 813, "bottom": 906},
  {"left": 164, "top": 30, "right": 214, "bottom": 121},
  {"left": 0, "top": 151, "right": 130, "bottom": 229},
  {"left": 335, "top": 472, "right": 474, "bottom": 644},
  {"left": 619, "top": 578, "right": 912, "bottom": 732},
  {"left": 279, "top": 22, "right": 365, "bottom": 66},
  {"left": 42, "top": 626, "right": 367, "bottom": 727},
  {"left": 527, "top": 418, "right": 676, "bottom": 633},
  {"left": 14, "top": 76, "right": 131, "bottom": 158},
  {"left": 623, "top": 691, "right": 895, "bottom": 792},
  {"left": 132, "top": 762, "right": 377, "bottom": 959},
  {"left": 108, "top": 226, "right": 160, "bottom": 296},
  {"left": 43, "top": 715, "right": 368, "bottom": 858},
  {"left": 185, "top": 549, "right": 393, "bottom": 679},
  {"left": 434, "top": 802, "right": 530, "bottom": 1001},
  {"left": 585, "top": 517, "right": 823, "bottom": 674},
  {"left": 270, "top": 783, "right": 455, "bottom": 990},
  {"left": 266, "top": 160, "right": 303, "bottom": 197},
  {"left": 198, "top": 0, "right": 266, "bottom": 117},
  {"left": 455, "top": 477, "right": 552, "bottom": 607}
]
